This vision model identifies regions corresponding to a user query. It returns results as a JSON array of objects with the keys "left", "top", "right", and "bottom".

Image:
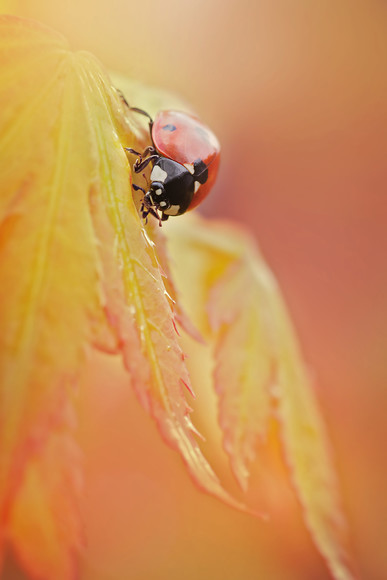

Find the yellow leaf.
[
  {"left": 76, "top": 55, "right": 249, "bottom": 514},
  {"left": 0, "top": 17, "right": 100, "bottom": 578},
  {"left": 166, "top": 214, "right": 357, "bottom": 580},
  {"left": 0, "top": 16, "right": 247, "bottom": 578},
  {"left": 0, "top": 14, "right": 358, "bottom": 580},
  {"left": 146, "top": 219, "right": 204, "bottom": 344},
  {"left": 258, "top": 260, "right": 357, "bottom": 580},
  {"left": 209, "top": 259, "right": 273, "bottom": 492},
  {"left": 8, "top": 403, "right": 83, "bottom": 580}
]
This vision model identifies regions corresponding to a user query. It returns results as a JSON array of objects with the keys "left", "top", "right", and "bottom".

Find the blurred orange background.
[{"left": 4, "top": 1, "right": 387, "bottom": 579}]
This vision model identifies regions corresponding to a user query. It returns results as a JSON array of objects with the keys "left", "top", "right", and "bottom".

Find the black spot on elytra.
[
  {"left": 193, "top": 159, "right": 208, "bottom": 184},
  {"left": 162, "top": 124, "right": 177, "bottom": 132}
]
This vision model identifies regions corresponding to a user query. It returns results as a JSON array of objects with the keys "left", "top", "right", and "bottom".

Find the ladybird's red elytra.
[{"left": 124, "top": 102, "right": 220, "bottom": 224}]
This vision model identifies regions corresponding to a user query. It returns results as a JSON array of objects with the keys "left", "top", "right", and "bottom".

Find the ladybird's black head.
[
  {"left": 148, "top": 181, "right": 171, "bottom": 212},
  {"left": 142, "top": 157, "right": 197, "bottom": 223}
]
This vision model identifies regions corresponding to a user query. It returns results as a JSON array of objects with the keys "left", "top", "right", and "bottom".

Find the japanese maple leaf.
[{"left": 0, "top": 16, "right": 356, "bottom": 580}]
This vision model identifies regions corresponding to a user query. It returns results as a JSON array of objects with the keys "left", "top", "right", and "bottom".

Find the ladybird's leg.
[
  {"left": 140, "top": 193, "right": 153, "bottom": 222},
  {"left": 141, "top": 200, "right": 151, "bottom": 222},
  {"left": 133, "top": 154, "right": 159, "bottom": 173},
  {"left": 132, "top": 183, "right": 146, "bottom": 194},
  {"left": 150, "top": 207, "right": 162, "bottom": 220},
  {"left": 125, "top": 145, "right": 157, "bottom": 158},
  {"left": 125, "top": 146, "right": 158, "bottom": 173},
  {"left": 142, "top": 206, "right": 161, "bottom": 223},
  {"left": 125, "top": 147, "right": 141, "bottom": 156},
  {"left": 160, "top": 214, "right": 169, "bottom": 222},
  {"left": 142, "top": 195, "right": 163, "bottom": 224},
  {"left": 134, "top": 186, "right": 149, "bottom": 219}
]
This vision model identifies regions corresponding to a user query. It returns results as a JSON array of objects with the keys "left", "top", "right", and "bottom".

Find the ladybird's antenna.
[
  {"left": 128, "top": 106, "right": 154, "bottom": 124},
  {"left": 116, "top": 88, "right": 130, "bottom": 107},
  {"left": 126, "top": 105, "right": 155, "bottom": 147},
  {"left": 116, "top": 88, "right": 154, "bottom": 126}
]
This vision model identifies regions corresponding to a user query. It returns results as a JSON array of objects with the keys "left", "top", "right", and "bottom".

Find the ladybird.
[{"left": 125, "top": 106, "right": 220, "bottom": 223}]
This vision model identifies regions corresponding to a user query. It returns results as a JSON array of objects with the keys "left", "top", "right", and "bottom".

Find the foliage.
[{"left": 0, "top": 16, "right": 355, "bottom": 580}]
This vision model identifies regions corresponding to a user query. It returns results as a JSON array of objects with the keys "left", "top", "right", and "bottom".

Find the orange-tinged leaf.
[
  {"left": 166, "top": 214, "right": 357, "bottom": 580},
  {"left": 0, "top": 17, "right": 103, "bottom": 578},
  {"left": 147, "top": 220, "right": 204, "bottom": 344},
  {"left": 7, "top": 403, "right": 83, "bottom": 580},
  {"left": 0, "top": 17, "right": 248, "bottom": 578},
  {"left": 0, "top": 14, "right": 357, "bottom": 580},
  {"left": 208, "top": 259, "right": 273, "bottom": 491},
  {"left": 75, "top": 54, "right": 249, "bottom": 513},
  {"left": 256, "top": 259, "right": 357, "bottom": 580}
]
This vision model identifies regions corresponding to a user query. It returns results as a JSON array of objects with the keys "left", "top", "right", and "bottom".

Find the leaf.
[
  {"left": 166, "top": 215, "right": 357, "bottom": 580},
  {"left": 208, "top": 259, "right": 273, "bottom": 492},
  {"left": 0, "top": 17, "right": 99, "bottom": 578},
  {"left": 7, "top": 401, "right": 83, "bottom": 580},
  {"left": 147, "top": 220, "right": 204, "bottom": 344},
  {"left": 0, "top": 16, "right": 248, "bottom": 578},
  {"left": 0, "top": 14, "right": 357, "bottom": 580},
  {"left": 76, "top": 54, "right": 250, "bottom": 513},
  {"left": 256, "top": 258, "right": 357, "bottom": 580}
]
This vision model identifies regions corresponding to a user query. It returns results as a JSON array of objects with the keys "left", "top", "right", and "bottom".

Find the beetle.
[{"left": 125, "top": 106, "right": 220, "bottom": 224}]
